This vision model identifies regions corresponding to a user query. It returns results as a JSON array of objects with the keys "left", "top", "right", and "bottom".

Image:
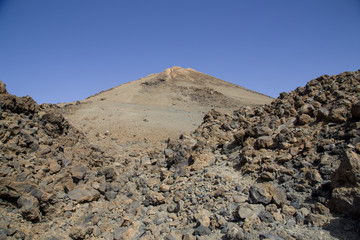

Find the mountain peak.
[
  {"left": 62, "top": 67, "right": 273, "bottom": 143},
  {"left": 165, "top": 66, "right": 184, "bottom": 71},
  {"left": 158, "top": 66, "right": 201, "bottom": 82}
]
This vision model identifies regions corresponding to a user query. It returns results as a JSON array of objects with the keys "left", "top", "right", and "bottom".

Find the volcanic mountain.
[
  {"left": 1, "top": 70, "right": 359, "bottom": 240},
  {"left": 61, "top": 67, "right": 273, "bottom": 145}
]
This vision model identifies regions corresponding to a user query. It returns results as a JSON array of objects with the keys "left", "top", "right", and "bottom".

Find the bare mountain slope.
[{"left": 61, "top": 67, "right": 273, "bottom": 144}]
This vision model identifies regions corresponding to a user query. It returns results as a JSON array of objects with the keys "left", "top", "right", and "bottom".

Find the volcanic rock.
[{"left": 1, "top": 70, "right": 360, "bottom": 239}]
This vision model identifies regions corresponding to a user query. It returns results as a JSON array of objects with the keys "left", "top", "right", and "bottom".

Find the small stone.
[
  {"left": 233, "top": 195, "right": 248, "bottom": 203},
  {"left": 276, "top": 153, "right": 292, "bottom": 163},
  {"left": 295, "top": 213, "right": 305, "bottom": 225},
  {"left": 105, "top": 191, "right": 118, "bottom": 201},
  {"left": 167, "top": 203, "right": 177, "bottom": 213},
  {"left": 249, "top": 184, "right": 272, "bottom": 204},
  {"left": 272, "top": 212, "right": 283, "bottom": 221},
  {"left": 215, "top": 214, "right": 227, "bottom": 228},
  {"left": 226, "top": 223, "right": 244, "bottom": 240},
  {"left": 164, "top": 149, "right": 174, "bottom": 158},
  {"left": 102, "top": 167, "right": 117, "bottom": 181},
  {"left": 249, "top": 183, "right": 286, "bottom": 206},
  {"left": 146, "top": 191, "right": 165, "bottom": 206},
  {"left": 256, "top": 136, "right": 274, "bottom": 149},
  {"left": 258, "top": 210, "right": 275, "bottom": 223},
  {"left": 254, "top": 125, "right": 272, "bottom": 137},
  {"left": 168, "top": 213, "right": 177, "bottom": 220},
  {"left": 70, "top": 165, "right": 87, "bottom": 183},
  {"left": 316, "top": 107, "right": 330, "bottom": 121},
  {"left": 266, "top": 204, "right": 277, "bottom": 213},
  {"left": 141, "top": 156, "right": 151, "bottom": 166},
  {"left": 306, "top": 213, "right": 329, "bottom": 227},
  {"left": 267, "top": 184, "right": 287, "bottom": 206},
  {"left": 195, "top": 209, "right": 211, "bottom": 227},
  {"left": 290, "top": 199, "right": 301, "bottom": 209},
  {"left": 101, "top": 231, "right": 114, "bottom": 240},
  {"left": 312, "top": 203, "right": 330, "bottom": 215},
  {"left": 197, "top": 215, "right": 210, "bottom": 228},
  {"left": 282, "top": 205, "right": 296, "bottom": 216},
  {"left": 8, "top": 124, "right": 21, "bottom": 135},
  {"left": 17, "top": 195, "right": 41, "bottom": 222},
  {"left": 237, "top": 205, "right": 253, "bottom": 219},
  {"left": 351, "top": 101, "right": 360, "bottom": 120},
  {"left": 166, "top": 229, "right": 182, "bottom": 240},
  {"left": 114, "top": 221, "right": 143, "bottom": 240},
  {"left": 298, "top": 114, "right": 313, "bottom": 125},
  {"left": 129, "top": 152, "right": 139, "bottom": 157},
  {"left": 328, "top": 107, "right": 348, "bottom": 123},
  {"left": 259, "top": 233, "right": 285, "bottom": 240},
  {"left": 260, "top": 172, "right": 275, "bottom": 181},
  {"left": 193, "top": 225, "right": 211, "bottom": 236},
  {"left": 356, "top": 142, "right": 360, "bottom": 152},
  {"left": 299, "top": 207, "right": 310, "bottom": 217},
  {"left": 299, "top": 103, "right": 314, "bottom": 115},
  {"left": 182, "top": 233, "right": 196, "bottom": 240},
  {"left": 69, "top": 226, "right": 93, "bottom": 240},
  {"left": 160, "top": 183, "right": 170, "bottom": 192},
  {"left": 305, "top": 169, "right": 322, "bottom": 184},
  {"left": 49, "top": 160, "right": 61, "bottom": 174},
  {"left": 68, "top": 186, "right": 100, "bottom": 203},
  {"left": 243, "top": 214, "right": 261, "bottom": 231},
  {"left": 189, "top": 152, "right": 215, "bottom": 171},
  {"left": 286, "top": 219, "right": 296, "bottom": 228}
]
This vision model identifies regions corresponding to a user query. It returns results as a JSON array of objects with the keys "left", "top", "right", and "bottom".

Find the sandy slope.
[{"left": 61, "top": 67, "right": 273, "bottom": 146}]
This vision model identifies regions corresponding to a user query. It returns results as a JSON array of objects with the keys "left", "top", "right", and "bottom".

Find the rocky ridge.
[
  {"left": 0, "top": 70, "right": 359, "bottom": 240},
  {"left": 0, "top": 81, "right": 116, "bottom": 239},
  {"left": 166, "top": 70, "right": 360, "bottom": 238}
]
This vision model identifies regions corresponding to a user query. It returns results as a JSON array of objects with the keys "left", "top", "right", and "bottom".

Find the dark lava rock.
[{"left": 193, "top": 225, "right": 211, "bottom": 236}]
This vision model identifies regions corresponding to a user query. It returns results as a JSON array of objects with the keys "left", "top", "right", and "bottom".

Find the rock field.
[{"left": 1, "top": 70, "right": 360, "bottom": 239}]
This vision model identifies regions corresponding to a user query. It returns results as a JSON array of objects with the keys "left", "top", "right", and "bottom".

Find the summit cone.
[{"left": 61, "top": 67, "right": 273, "bottom": 146}]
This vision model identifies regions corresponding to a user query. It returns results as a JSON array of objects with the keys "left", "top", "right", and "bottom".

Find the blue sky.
[{"left": 1, "top": 0, "right": 359, "bottom": 104}]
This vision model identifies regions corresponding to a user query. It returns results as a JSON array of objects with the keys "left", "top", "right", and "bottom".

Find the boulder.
[
  {"left": 258, "top": 210, "right": 275, "bottom": 223},
  {"left": 351, "top": 101, "right": 360, "bottom": 120},
  {"left": 243, "top": 214, "right": 261, "bottom": 231},
  {"left": 68, "top": 186, "right": 100, "bottom": 203},
  {"left": 225, "top": 223, "right": 245, "bottom": 240},
  {"left": 237, "top": 205, "right": 254, "bottom": 219},
  {"left": 69, "top": 226, "right": 93, "bottom": 240},
  {"left": 193, "top": 225, "right": 211, "bottom": 236},
  {"left": 282, "top": 205, "right": 296, "bottom": 216},
  {"left": 316, "top": 107, "right": 330, "bottom": 121},
  {"left": 330, "top": 151, "right": 360, "bottom": 217},
  {"left": 249, "top": 183, "right": 287, "bottom": 206},
  {"left": 145, "top": 191, "right": 165, "bottom": 206},
  {"left": 254, "top": 125, "right": 272, "bottom": 137},
  {"left": 189, "top": 152, "right": 215, "bottom": 171},
  {"left": 101, "top": 167, "right": 117, "bottom": 181},
  {"left": 249, "top": 183, "right": 272, "bottom": 204},
  {"left": 70, "top": 165, "right": 87, "bottom": 183},
  {"left": 328, "top": 107, "right": 348, "bottom": 123},
  {"left": 114, "top": 221, "right": 144, "bottom": 240},
  {"left": 17, "top": 195, "right": 42, "bottom": 222},
  {"left": 255, "top": 136, "right": 274, "bottom": 149}
]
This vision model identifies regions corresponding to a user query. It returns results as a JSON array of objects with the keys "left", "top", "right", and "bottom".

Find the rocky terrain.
[{"left": 0, "top": 69, "right": 359, "bottom": 240}]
